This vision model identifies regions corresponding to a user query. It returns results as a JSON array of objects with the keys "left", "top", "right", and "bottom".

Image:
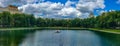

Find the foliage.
[{"left": 0, "top": 11, "right": 120, "bottom": 29}]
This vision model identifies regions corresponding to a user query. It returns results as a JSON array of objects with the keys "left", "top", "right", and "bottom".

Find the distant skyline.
[{"left": 0, "top": 0, "right": 120, "bottom": 18}]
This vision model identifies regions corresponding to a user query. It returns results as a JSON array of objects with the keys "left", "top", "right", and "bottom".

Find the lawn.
[
  {"left": 0, "top": 27, "right": 120, "bottom": 34},
  {"left": 89, "top": 28, "right": 120, "bottom": 34}
]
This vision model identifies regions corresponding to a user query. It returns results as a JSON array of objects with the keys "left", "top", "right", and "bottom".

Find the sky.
[{"left": 0, "top": 0, "right": 120, "bottom": 18}]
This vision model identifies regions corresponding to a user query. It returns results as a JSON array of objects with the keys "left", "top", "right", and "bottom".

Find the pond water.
[{"left": 0, "top": 30, "right": 120, "bottom": 46}]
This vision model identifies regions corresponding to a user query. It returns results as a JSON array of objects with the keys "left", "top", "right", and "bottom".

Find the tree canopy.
[{"left": 0, "top": 11, "right": 119, "bottom": 29}]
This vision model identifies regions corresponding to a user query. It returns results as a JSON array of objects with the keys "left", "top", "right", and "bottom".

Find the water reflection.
[
  {"left": 19, "top": 30, "right": 101, "bottom": 46},
  {"left": 95, "top": 32, "right": 120, "bottom": 46},
  {"left": 0, "top": 30, "right": 120, "bottom": 46},
  {"left": 0, "top": 30, "right": 35, "bottom": 46}
]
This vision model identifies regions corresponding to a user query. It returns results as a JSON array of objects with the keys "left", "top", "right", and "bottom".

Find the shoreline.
[
  {"left": 89, "top": 28, "right": 120, "bottom": 34},
  {"left": 0, "top": 27, "right": 88, "bottom": 31},
  {"left": 0, "top": 27, "right": 120, "bottom": 34}
]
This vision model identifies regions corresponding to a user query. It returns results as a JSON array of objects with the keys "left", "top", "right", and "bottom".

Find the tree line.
[{"left": 0, "top": 11, "right": 119, "bottom": 29}]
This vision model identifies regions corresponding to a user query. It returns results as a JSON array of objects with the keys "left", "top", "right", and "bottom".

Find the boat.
[{"left": 55, "top": 30, "right": 60, "bottom": 33}]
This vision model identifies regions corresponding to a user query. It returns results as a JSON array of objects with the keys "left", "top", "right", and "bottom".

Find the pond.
[{"left": 0, "top": 30, "right": 120, "bottom": 46}]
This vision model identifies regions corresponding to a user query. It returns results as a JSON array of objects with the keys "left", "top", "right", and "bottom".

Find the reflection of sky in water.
[{"left": 19, "top": 30, "right": 102, "bottom": 46}]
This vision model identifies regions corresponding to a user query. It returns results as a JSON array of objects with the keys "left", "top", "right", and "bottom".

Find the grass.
[
  {"left": 0, "top": 27, "right": 88, "bottom": 31},
  {"left": 0, "top": 27, "right": 40, "bottom": 31},
  {"left": 0, "top": 27, "right": 120, "bottom": 34},
  {"left": 89, "top": 28, "right": 120, "bottom": 34}
]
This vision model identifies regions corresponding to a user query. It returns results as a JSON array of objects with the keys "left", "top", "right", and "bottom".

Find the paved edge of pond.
[
  {"left": 0, "top": 27, "right": 120, "bottom": 35},
  {"left": 0, "top": 27, "right": 88, "bottom": 31}
]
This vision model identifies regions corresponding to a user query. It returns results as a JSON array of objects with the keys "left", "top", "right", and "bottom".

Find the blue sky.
[
  {"left": 0, "top": 0, "right": 120, "bottom": 18},
  {"left": 104, "top": 0, "right": 120, "bottom": 10},
  {"left": 44, "top": 0, "right": 120, "bottom": 10},
  {"left": 44, "top": 0, "right": 120, "bottom": 15}
]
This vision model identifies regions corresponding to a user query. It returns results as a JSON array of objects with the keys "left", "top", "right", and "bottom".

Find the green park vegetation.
[{"left": 0, "top": 11, "right": 119, "bottom": 32}]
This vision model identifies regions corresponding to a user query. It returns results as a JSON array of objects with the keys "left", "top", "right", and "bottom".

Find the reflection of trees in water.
[
  {"left": 95, "top": 32, "right": 120, "bottom": 46},
  {"left": 0, "top": 30, "right": 35, "bottom": 46}
]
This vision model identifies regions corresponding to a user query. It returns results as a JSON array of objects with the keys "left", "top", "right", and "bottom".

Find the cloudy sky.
[{"left": 0, "top": 0, "right": 120, "bottom": 18}]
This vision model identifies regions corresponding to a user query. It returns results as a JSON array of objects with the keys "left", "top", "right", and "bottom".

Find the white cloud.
[
  {"left": 75, "top": 0, "right": 105, "bottom": 18},
  {"left": 117, "top": 0, "right": 120, "bottom": 4},
  {"left": 65, "top": 0, "right": 75, "bottom": 7},
  {"left": 58, "top": 7, "right": 81, "bottom": 17},
  {"left": 0, "top": 0, "right": 105, "bottom": 18},
  {"left": 97, "top": 10, "right": 115, "bottom": 15},
  {"left": 99, "top": 10, "right": 107, "bottom": 14},
  {"left": 76, "top": 0, "right": 105, "bottom": 13},
  {"left": 18, "top": 1, "right": 82, "bottom": 18},
  {"left": 0, "top": 0, "right": 44, "bottom": 7}
]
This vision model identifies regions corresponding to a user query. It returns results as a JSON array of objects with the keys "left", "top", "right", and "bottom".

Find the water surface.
[{"left": 0, "top": 30, "right": 120, "bottom": 46}]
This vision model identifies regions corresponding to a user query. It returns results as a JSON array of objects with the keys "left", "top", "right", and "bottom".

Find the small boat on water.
[{"left": 55, "top": 30, "right": 60, "bottom": 33}]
